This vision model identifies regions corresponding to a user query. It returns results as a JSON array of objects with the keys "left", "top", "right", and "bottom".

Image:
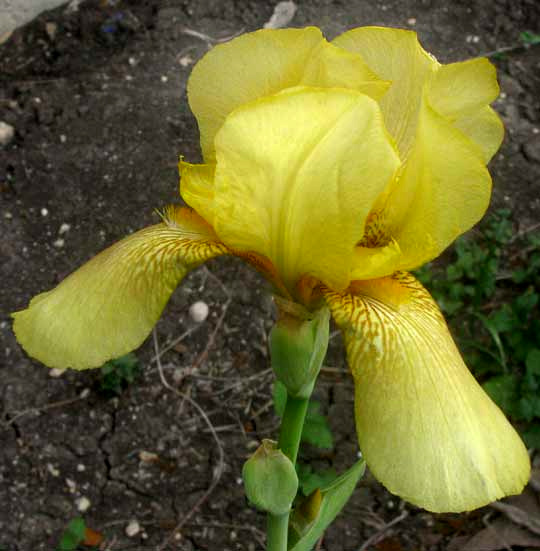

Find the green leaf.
[
  {"left": 515, "top": 291, "right": 539, "bottom": 316},
  {"left": 99, "top": 353, "right": 140, "bottom": 395},
  {"left": 301, "top": 402, "right": 333, "bottom": 449},
  {"left": 473, "top": 312, "right": 507, "bottom": 371},
  {"left": 483, "top": 374, "right": 519, "bottom": 414},
  {"left": 490, "top": 306, "right": 516, "bottom": 333},
  {"left": 523, "top": 423, "right": 540, "bottom": 449},
  {"left": 520, "top": 30, "right": 540, "bottom": 45},
  {"left": 289, "top": 459, "right": 365, "bottom": 551},
  {"left": 297, "top": 464, "right": 337, "bottom": 496},
  {"left": 57, "top": 517, "right": 86, "bottom": 551},
  {"left": 516, "top": 395, "right": 540, "bottom": 422},
  {"left": 526, "top": 349, "right": 540, "bottom": 376}
]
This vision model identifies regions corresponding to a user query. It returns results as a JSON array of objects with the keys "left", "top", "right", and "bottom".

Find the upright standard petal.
[
  {"left": 188, "top": 27, "right": 324, "bottom": 162},
  {"left": 333, "top": 27, "right": 437, "bottom": 158},
  {"left": 13, "top": 207, "right": 226, "bottom": 370},
  {"left": 324, "top": 273, "right": 530, "bottom": 513},
  {"left": 188, "top": 28, "right": 391, "bottom": 163},
  {"left": 333, "top": 28, "right": 503, "bottom": 161},
  {"left": 179, "top": 160, "right": 216, "bottom": 224},
  {"left": 426, "top": 57, "right": 503, "bottom": 163},
  {"left": 212, "top": 87, "right": 400, "bottom": 294},
  {"left": 382, "top": 103, "right": 493, "bottom": 272},
  {"left": 300, "top": 41, "right": 390, "bottom": 101}
]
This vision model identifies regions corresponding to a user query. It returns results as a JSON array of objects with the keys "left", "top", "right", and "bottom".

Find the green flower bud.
[
  {"left": 270, "top": 306, "right": 330, "bottom": 398},
  {"left": 242, "top": 439, "right": 298, "bottom": 515}
]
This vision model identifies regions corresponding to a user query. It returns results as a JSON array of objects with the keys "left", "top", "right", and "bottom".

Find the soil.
[{"left": 1, "top": 0, "right": 540, "bottom": 550}]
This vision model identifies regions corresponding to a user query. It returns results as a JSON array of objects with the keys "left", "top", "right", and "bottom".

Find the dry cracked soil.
[{"left": 1, "top": 0, "right": 540, "bottom": 550}]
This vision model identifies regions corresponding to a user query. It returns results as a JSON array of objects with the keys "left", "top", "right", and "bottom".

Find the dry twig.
[{"left": 358, "top": 510, "right": 409, "bottom": 551}]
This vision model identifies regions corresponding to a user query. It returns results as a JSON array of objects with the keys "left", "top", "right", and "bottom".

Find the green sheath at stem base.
[{"left": 266, "top": 394, "right": 310, "bottom": 551}]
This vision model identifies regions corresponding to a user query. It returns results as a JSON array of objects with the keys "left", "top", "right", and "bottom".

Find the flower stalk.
[{"left": 264, "top": 305, "right": 329, "bottom": 550}]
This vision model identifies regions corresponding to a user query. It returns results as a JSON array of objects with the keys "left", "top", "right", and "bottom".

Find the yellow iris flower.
[{"left": 13, "top": 26, "right": 529, "bottom": 513}]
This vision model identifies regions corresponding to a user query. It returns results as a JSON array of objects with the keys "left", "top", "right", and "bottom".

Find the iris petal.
[
  {"left": 188, "top": 27, "right": 324, "bottom": 162},
  {"left": 12, "top": 207, "right": 226, "bottom": 369},
  {"left": 333, "top": 26, "right": 436, "bottom": 158},
  {"left": 324, "top": 273, "right": 530, "bottom": 513},
  {"left": 212, "top": 87, "right": 400, "bottom": 294}
]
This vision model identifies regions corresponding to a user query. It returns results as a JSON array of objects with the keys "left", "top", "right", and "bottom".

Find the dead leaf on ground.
[
  {"left": 491, "top": 487, "right": 540, "bottom": 535},
  {"left": 448, "top": 518, "right": 540, "bottom": 551},
  {"left": 83, "top": 527, "right": 104, "bottom": 546}
]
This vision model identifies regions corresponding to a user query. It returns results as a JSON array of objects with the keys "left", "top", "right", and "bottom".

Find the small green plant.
[
  {"left": 55, "top": 517, "right": 102, "bottom": 551},
  {"left": 98, "top": 353, "right": 140, "bottom": 395},
  {"left": 56, "top": 518, "right": 86, "bottom": 551},
  {"left": 519, "top": 30, "right": 540, "bottom": 46},
  {"left": 416, "top": 210, "right": 540, "bottom": 448}
]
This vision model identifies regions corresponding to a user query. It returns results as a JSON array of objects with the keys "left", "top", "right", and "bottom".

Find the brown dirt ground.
[{"left": 1, "top": 0, "right": 540, "bottom": 549}]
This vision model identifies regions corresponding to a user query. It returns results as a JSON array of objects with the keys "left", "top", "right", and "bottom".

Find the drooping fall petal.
[
  {"left": 324, "top": 273, "right": 530, "bottom": 513},
  {"left": 12, "top": 207, "right": 226, "bottom": 370},
  {"left": 211, "top": 87, "right": 400, "bottom": 294}
]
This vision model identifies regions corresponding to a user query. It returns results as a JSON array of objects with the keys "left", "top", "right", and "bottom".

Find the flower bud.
[
  {"left": 270, "top": 306, "right": 330, "bottom": 398},
  {"left": 242, "top": 439, "right": 298, "bottom": 515}
]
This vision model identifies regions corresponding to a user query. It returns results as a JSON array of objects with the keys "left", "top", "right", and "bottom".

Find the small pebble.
[
  {"left": 76, "top": 497, "right": 91, "bottom": 512},
  {"left": 45, "top": 22, "right": 57, "bottom": 41},
  {"left": 189, "top": 301, "right": 209, "bottom": 323},
  {"left": 407, "top": 17, "right": 416, "bottom": 25},
  {"left": 139, "top": 450, "right": 158, "bottom": 463},
  {"left": 179, "top": 55, "right": 193, "bottom": 67},
  {"left": 47, "top": 463, "right": 60, "bottom": 477},
  {"left": 161, "top": 75, "right": 168, "bottom": 83},
  {"left": 49, "top": 368, "right": 66, "bottom": 377},
  {"left": 41, "top": 208, "right": 49, "bottom": 217},
  {"left": 0, "top": 121, "right": 14, "bottom": 146},
  {"left": 80, "top": 388, "right": 91, "bottom": 399},
  {"left": 59, "top": 223, "right": 71, "bottom": 235},
  {"left": 60, "top": 134, "right": 67, "bottom": 143},
  {"left": 77, "top": 464, "right": 86, "bottom": 472},
  {"left": 125, "top": 520, "right": 140, "bottom": 537},
  {"left": 66, "top": 478, "right": 77, "bottom": 492},
  {"left": 128, "top": 56, "right": 137, "bottom": 66},
  {"left": 53, "top": 238, "right": 65, "bottom": 248}
]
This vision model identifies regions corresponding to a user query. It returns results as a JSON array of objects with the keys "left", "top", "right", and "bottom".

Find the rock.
[
  {"left": 0, "top": 121, "right": 14, "bottom": 146},
  {"left": 125, "top": 519, "right": 140, "bottom": 537},
  {"left": 76, "top": 496, "right": 91, "bottom": 512},
  {"left": 189, "top": 301, "right": 209, "bottom": 323},
  {"left": 263, "top": 1, "right": 297, "bottom": 29},
  {"left": 45, "top": 22, "right": 57, "bottom": 41}
]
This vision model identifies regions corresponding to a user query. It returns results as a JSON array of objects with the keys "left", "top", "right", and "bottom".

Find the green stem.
[
  {"left": 267, "top": 394, "right": 310, "bottom": 551},
  {"left": 278, "top": 395, "right": 309, "bottom": 464},
  {"left": 267, "top": 513, "right": 289, "bottom": 551}
]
